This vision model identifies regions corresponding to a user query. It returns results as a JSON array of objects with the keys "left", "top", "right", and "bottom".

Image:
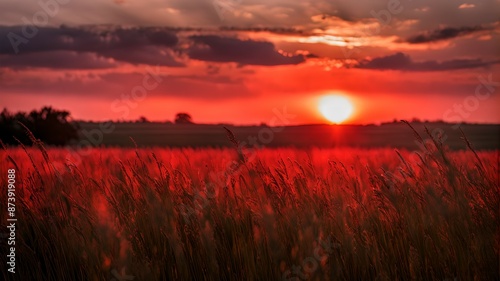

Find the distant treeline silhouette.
[
  {"left": 0, "top": 107, "right": 79, "bottom": 146},
  {"left": 77, "top": 112, "right": 195, "bottom": 124}
]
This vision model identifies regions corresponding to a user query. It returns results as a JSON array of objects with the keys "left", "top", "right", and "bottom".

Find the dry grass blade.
[
  {"left": 129, "top": 136, "right": 139, "bottom": 148},
  {"left": 459, "top": 127, "right": 485, "bottom": 172},
  {"left": 395, "top": 149, "right": 415, "bottom": 178},
  {"left": 223, "top": 126, "right": 239, "bottom": 147},
  {"left": 223, "top": 126, "right": 247, "bottom": 163},
  {"left": 17, "top": 121, "right": 50, "bottom": 162},
  {"left": 424, "top": 126, "right": 450, "bottom": 166},
  {"left": 401, "top": 120, "right": 425, "bottom": 145}
]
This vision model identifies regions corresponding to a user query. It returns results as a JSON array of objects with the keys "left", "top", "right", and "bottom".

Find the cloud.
[
  {"left": 357, "top": 53, "right": 411, "bottom": 70},
  {"left": 188, "top": 35, "right": 306, "bottom": 66},
  {"left": 458, "top": 3, "right": 475, "bottom": 9},
  {"left": 0, "top": 25, "right": 183, "bottom": 67},
  {"left": 99, "top": 46, "right": 184, "bottom": 67},
  {"left": 218, "top": 26, "right": 305, "bottom": 35},
  {"left": 0, "top": 25, "right": 311, "bottom": 68},
  {"left": 0, "top": 51, "right": 117, "bottom": 69},
  {"left": 356, "top": 52, "right": 500, "bottom": 71},
  {"left": 405, "top": 25, "right": 491, "bottom": 43},
  {"left": 414, "top": 7, "right": 430, "bottom": 12}
]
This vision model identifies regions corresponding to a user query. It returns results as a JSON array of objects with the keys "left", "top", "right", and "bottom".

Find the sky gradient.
[{"left": 0, "top": 0, "right": 499, "bottom": 124}]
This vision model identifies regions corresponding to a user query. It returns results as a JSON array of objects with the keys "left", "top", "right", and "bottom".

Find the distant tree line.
[
  {"left": 134, "top": 113, "right": 194, "bottom": 124},
  {"left": 1, "top": 108, "right": 197, "bottom": 146},
  {"left": 0, "top": 107, "right": 79, "bottom": 146}
]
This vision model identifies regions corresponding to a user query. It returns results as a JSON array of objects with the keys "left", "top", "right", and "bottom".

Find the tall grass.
[{"left": 0, "top": 131, "right": 498, "bottom": 280}]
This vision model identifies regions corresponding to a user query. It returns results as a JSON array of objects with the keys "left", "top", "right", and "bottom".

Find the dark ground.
[{"left": 77, "top": 121, "right": 500, "bottom": 150}]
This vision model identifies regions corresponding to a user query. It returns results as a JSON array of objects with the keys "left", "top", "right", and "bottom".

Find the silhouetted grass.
[{"left": 0, "top": 129, "right": 498, "bottom": 280}]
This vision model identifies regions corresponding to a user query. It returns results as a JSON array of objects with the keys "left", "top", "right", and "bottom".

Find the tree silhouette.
[
  {"left": 174, "top": 113, "right": 194, "bottom": 124},
  {"left": 137, "top": 116, "right": 149, "bottom": 123},
  {"left": 0, "top": 106, "right": 79, "bottom": 146}
]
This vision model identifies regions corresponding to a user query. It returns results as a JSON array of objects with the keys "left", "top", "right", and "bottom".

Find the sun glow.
[{"left": 318, "top": 95, "right": 354, "bottom": 124}]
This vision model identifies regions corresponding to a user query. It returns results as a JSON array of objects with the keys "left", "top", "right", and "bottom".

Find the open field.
[
  {"left": 0, "top": 133, "right": 498, "bottom": 280},
  {"left": 78, "top": 122, "right": 500, "bottom": 150}
]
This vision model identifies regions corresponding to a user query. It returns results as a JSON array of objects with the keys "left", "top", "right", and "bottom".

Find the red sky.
[{"left": 0, "top": 0, "right": 499, "bottom": 125}]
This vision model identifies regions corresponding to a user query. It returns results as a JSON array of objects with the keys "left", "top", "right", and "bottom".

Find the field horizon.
[{"left": 75, "top": 120, "right": 500, "bottom": 150}]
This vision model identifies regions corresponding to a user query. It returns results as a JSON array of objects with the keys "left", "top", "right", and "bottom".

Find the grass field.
[{"left": 0, "top": 130, "right": 499, "bottom": 280}]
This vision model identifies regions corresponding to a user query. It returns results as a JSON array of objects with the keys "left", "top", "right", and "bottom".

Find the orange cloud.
[{"left": 458, "top": 3, "right": 476, "bottom": 9}]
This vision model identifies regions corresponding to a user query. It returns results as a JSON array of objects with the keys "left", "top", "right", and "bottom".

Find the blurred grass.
[{"left": 0, "top": 130, "right": 498, "bottom": 280}]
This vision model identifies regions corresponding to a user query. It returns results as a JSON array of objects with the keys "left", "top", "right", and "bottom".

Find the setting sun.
[{"left": 318, "top": 95, "right": 354, "bottom": 124}]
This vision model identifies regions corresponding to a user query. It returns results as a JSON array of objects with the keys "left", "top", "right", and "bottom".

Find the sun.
[{"left": 318, "top": 95, "right": 354, "bottom": 124}]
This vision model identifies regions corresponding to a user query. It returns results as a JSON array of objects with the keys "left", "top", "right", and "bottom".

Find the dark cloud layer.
[
  {"left": 405, "top": 25, "right": 491, "bottom": 44},
  {"left": 188, "top": 35, "right": 305, "bottom": 66},
  {"left": 0, "top": 26, "right": 182, "bottom": 67},
  {"left": 0, "top": 26, "right": 179, "bottom": 54},
  {"left": 0, "top": 25, "right": 310, "bottom": 69},
  {"left": 0, "top": 22, "right": 496, "bottom": 70},
  {"left": 218, "top": 26, "right": 305, "bottom": 35},
  {"left": 357, "top": 52, "right": 500, "bottom": 71},
  {"left": 0, "top": 51, "right": 117, "bottom": 69}
]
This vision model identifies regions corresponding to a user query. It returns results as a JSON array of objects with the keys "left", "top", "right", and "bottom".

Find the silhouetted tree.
[
  {"left": 174, "top": 113, "right": 194, "bottom": 124},
  {"left": 0, "top": 106, "right": 79, "bottom": 146},
  {"left": 137, "top": 116, "right": 149, "bottom": 123}
]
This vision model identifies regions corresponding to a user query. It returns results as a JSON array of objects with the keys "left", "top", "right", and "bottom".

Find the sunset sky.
[{"left": 0, "top": 0, "right": 499, "bottom": 124}]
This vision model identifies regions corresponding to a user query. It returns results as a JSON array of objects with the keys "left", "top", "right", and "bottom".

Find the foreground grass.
[{"left": 0, "top": 138, "right": 498, "bottom": 280}]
